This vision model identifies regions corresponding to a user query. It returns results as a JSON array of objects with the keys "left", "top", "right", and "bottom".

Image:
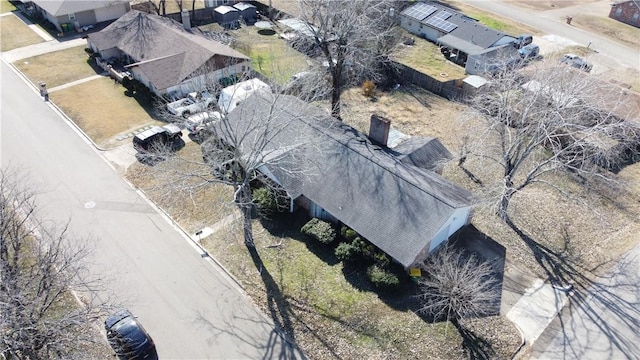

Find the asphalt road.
[
  {"left": 462, "top": 0, "right": 640, "bottom": 69},
  {"left": 0, "top": 60, "right": 300, "bottom": 359},
  {"left": 531, "top": 244, "right": 640, "bottom": 360}
]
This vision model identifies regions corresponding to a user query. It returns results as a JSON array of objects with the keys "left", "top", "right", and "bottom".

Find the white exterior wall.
[
  {"left": 428, "top": 206, "right": 472, "bottom": 252},
  {"left": 164, "top": 61, "right": 251, "bottom": 98},
  {"left": 400, "top": 16, "right": 442, "bottom": 42},
  {"left": 94, "top": 2, "right": 130, "bottom": 22}
]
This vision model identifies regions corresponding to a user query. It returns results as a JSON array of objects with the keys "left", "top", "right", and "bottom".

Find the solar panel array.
[
  {"left": 434, "top": 11, "right": 452, "bottom": 20},
  {"left": 402, "top": 3, "right": 437, "bottom": 21},
  {"left": 424, "top": 16, "right": 457, "bottom": 33}
]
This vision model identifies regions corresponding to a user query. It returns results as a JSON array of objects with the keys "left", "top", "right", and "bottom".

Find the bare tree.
[
  {"left": 0, "top": 168, "right": 111, "bottom": 359},
  {"left": 417, "top": 244, "right": 500, "bottom": 324},
  {"left": 149, "top": 89, "right": 320, "bottom": 248},
  {"left": 292, "top": 0, "right": 402, "bottom": 119},
  {"left": 460, "top": 63, "right": 640, "bottom": 220}
]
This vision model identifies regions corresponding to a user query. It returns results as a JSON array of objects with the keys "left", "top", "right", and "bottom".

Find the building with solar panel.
[{"left": 400, "top": 1, "right": 525, "bottom": 75}]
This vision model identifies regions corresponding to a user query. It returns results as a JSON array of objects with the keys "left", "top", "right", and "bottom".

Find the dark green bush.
[
  {"left": 252, "top": 187, "right": 277, "bottom": 215},
  {"left": 301, "top": 218, "right": 336, "bottom": 244},
  {"left": 340, "top": 225, "right": 358, "bottom": 241},
  {"left": 373, "top": 252, "right": 390, "bottom": 268},
  {"left": 352, "top": 237, "right": 374, "bottom": 258},
  {"left": 335, "top": 242, "right": 359, "bottom": 261},
  {"left": 84, "top": 47, "right": 95, "bottom": 55},
  {"left": 367, "top": 264, "right": 400, "bottom": 289}
]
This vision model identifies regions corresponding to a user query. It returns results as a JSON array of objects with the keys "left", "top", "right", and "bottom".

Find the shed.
[
  {"left": 233, "top": 2, "right": 257, "bottom": 25},
  {"left": 214, "top": 5, "right": 239, "bottom": 29},
  {"left": 462, "top": 75, "right": 488, "bottom": 95}
]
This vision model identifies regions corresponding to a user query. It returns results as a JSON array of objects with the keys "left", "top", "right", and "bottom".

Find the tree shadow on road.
[{"left": 506, "top": 216, "right": 640, "bottom": 359}]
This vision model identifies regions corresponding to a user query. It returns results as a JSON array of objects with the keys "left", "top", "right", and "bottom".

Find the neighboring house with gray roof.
[
  {"left": 87, "top": 10, "right": 250, "bottom": 98},
  {"left": 400, "top": 1, "right": 518, "bottom": 73},
  {"left": 219, "top": 92, "right": 474, "bottom": 269},
  {"left": 28, "top": 0, "right": 130, "bottom": 34}
]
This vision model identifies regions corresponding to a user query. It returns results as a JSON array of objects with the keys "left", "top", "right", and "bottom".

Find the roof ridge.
[{"left": 279, "top": 100, "right": 468, "bottom": 208}]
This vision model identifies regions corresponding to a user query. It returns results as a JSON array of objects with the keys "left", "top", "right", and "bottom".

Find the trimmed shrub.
[
  {"left": 367, "top": 264, "right": 400, "bottom": 289},
  {"left": 301, "top": 218, "right": 336, "bottom": 244},
  {"left": 352, "top": 237, "right": 374, "bottom": 258},
  {"left": 252, "top": 187, "right": 277, "bottom": 215},
  {"left": 340, "top": 225, "right": 358, "bottom": 241},
  {"left": 335, "top": 242, "right": 359, "bottom": 262},
  {"left": 373, "top": 252, "right": 390, "bottom": 268}
]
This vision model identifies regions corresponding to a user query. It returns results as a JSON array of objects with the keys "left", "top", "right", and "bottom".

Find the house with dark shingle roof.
[
  {"left": 400, "top": 1, "right": 520, "bottom": 75},
  {"left": 29, "top": 0, "right": 130, "bottom": 34},
  {"left": 218, "top": 92, "right": 474, "bottom": 269},
  {"left": 87, "top": 10, "right": 250, "bottom": 98}
]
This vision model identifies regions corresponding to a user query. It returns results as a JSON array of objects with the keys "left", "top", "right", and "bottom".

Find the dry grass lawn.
[
  {"left": 392, "top": 30, "right": 467, "bottom": 80},
  {"left": 125, "top": 143, "right": 236, "bottom": 233},
  {"left": 337, "top": 85, "right": 640, "bottom": 280},
  {"left": 0, "top": 14, "right": 44, "bottom": 51},
  {"left": 14, "top": 46, "right": 102, "bottom": 88},
  {"left": 50, "top": 77, "right": 160, "bottom": 147},
  {"left": 576, "top": 15, "right": 640, "bottom": 49},
  {"left": 120, "top": 82, "right": 640, "bottom": 358},
  {"left": 202, "top": 215, "right": 520, "bottom": 360},
  {"left": 1, "top": 0, "right": 17, "bottom": 13}
]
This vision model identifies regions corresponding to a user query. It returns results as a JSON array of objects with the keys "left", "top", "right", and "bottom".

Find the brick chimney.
[{"left": 368, "top": 114, "right": 391, "bottom": 146}]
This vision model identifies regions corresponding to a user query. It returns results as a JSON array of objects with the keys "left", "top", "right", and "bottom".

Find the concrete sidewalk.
[
  {"left": 507, "top": 278, "right": 570, "bottom": 345},
  {"left": 2, "top": 38, "right": 87, "bottom": 63}
]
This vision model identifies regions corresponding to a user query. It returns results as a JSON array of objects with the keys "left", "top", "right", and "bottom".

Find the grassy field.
[
  {"left": 576, "top": 15, "right": 640, "bottom": 49},
  {"left": 229, "top": 25, "right": 310, "bottom": 85},
  {"left": 0, "top": 13, "right": 44, "bottom": 51},
  {"left": 50, "top": 77, "right": 160, "bottom": 147},
  {"left": 15, "top": 46, "right": 102, "bottom": 88},
  {"left": 392, "top": 30, "right": 467, "bottom": 80}
]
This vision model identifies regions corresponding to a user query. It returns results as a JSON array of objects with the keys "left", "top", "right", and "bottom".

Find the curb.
[
  {"left": 131, "top": 186, "right": 247, "bottom": 293},
  {"left": 3, "top": 55, "right": 247, "bottom": 293},
  {"left": 510, "top": 321, "right": 526, "bottom": 360}
]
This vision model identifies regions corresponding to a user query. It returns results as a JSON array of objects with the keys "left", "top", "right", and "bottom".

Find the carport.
[{"left": 437, "top": 34, "right": 484, "bottom": 65}]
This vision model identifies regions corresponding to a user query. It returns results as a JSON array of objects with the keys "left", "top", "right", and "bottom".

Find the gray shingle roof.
[
  {"left": 402, "top": 1, "right": 513, "bottom": 49},
  {"left": 87, "top": 10, "right": 249, "bottom": 91},
  {"left": 223, "top": 93, "right": 474, "bottom": 268}
]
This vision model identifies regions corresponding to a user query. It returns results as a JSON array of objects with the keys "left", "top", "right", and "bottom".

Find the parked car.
[
  {"left": 518, "top": 44, "right": 540, "bottom": 60},
  {"left": 133, "top": 124, "right": 183, "bottom": 163},
  {"left": 559, "top": 53, "right": 593, "bottom": 72},
  {"left": 167, "top": 91, "right": 216, "bottom": 118},
  {"left": 512, "top": 34, "right": 533, "bottom": 49},
  {"left": 185, "top": 111, "right": 221, "bottom": 142},
  {"left": 105, "top": 310, "right": 157, "bottom": 360}
]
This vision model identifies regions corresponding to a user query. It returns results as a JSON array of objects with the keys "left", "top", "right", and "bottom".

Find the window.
[
  {"left": 633, "top": 13, "right": 639, "bottom": 23},
  {"left": 616, "top": 7, "right": 622, "bottom": 17},
  {"left": 68, "top": 13, "right": 75, "bottom": 20}
]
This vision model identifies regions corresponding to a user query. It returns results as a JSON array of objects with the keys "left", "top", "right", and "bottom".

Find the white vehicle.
[
  {"left": 167, "top": 92, "right": 216, "bottom": 118},
  {"left": 185, "top": 111, "right": 221, "bottom": 141},
  {"left": 217, "top": 78, "right": 271, "bottom": 115}
]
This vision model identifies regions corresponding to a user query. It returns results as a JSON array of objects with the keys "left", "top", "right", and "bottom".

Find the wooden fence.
[{"left": 393, "top": 61, "right": 466, "bottom": 100}]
